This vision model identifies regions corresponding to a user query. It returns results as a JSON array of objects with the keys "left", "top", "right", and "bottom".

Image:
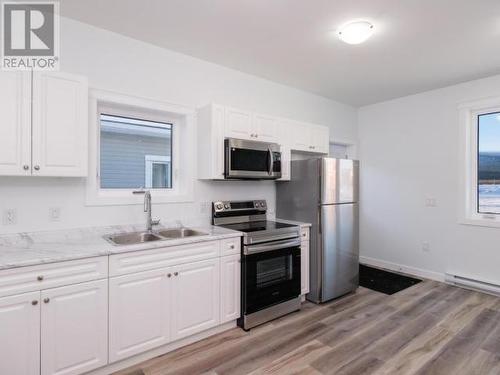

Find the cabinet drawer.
[
  {"left": 300, "top": 228, "right": 310, "bottom": 241},
  {"left": 220, "top": 238, "right": 241, "bottom": 256},
  {"left": 0, "top": 257, "right": 108, "bottom": 298},
  {"left": 110, "top": 240, "right": 220, "bottom": 277}
]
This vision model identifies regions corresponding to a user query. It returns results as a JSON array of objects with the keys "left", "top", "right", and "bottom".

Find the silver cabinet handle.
[
  {"left": 174, "top": 272, "right": 179, "bottom": 276},
  {"left": 34, "top": 165, "right": 40, "bottom": 171},
  {"left": 230, "top": 245, "right": 235, "bottom": 249},
  {"left": 32, "top": 300, "right": 38, "bottom": 306},
  {"left": 23, "top": 165, "right": 29, "bottom": 170},
  {"left": 37, "top": 275, "right": 44, "bottom": 281},
  {"left": 43, "top": 298, "right": 50, "bottom": 304}
]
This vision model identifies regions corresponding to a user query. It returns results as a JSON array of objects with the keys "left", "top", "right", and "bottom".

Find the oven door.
[
  {"left": 225, "top": 138, "right": 281, "bottom": 179},
  {"left": 242, "top": 238, "right": 301, "bottom": 315}
]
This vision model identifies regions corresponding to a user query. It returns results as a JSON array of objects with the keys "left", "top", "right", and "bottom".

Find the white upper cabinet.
[
  {"left": 0, "top": 72, "right": 32, "bottom": 176},
  {"left": 32, "top": 72, "right": 88, "bottom": 177},
  {"left": 224, "top": 106, "right": 253, "bottom": 139},
  {"left": 198, "top": 103, "right": 329, "bottom": 180},
  {"left": 251, "top": 113, "right": 279, "bottom": 142},
  {"left": 0, "top": 70, "right": 88, "bottom": 178},
  {"left": 290, "top": 122, "right": 329, "bottom": 154},
  {"left": 40, "top": 279, "right": 108, "bottom": 375},
  {"left": 0, "top": 291, "right": 40, "bottom": 375}
]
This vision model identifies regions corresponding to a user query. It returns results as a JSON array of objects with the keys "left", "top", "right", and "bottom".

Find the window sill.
[{"left": 459, "top": 216, "right": 500, "bottom": 229}]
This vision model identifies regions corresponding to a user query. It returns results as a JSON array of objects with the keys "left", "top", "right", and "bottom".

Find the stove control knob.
[
  {"left": 224, "top": 204, "right": 230, "bottom": 209},
  {"left": 216, "top": 203, "right": 223, "bottom": 210}
]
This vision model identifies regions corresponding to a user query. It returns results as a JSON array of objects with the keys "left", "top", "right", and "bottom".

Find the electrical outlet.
[
  {"left": 425, "top": 198, "right": 437, "bottom": 207},
  {"left": 49, "top": 207, "right": 61, "bottom": 222},
  {"left": 422, "top": 241, "right": 430, "bottom": 252},
  {"left": 3, "top": 209, "right": 17, "bottom": 225}
]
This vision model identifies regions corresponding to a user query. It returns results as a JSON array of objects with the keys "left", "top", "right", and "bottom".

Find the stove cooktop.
[{"left": 219, "top": 220, "right": 297, "bottom": 233}]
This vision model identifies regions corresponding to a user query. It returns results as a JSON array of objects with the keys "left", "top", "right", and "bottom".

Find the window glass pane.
[
  {"left": 100, "top": 114, "right": 172, "bottom": 189},
  {"left": 478, "top": 112, "right": 500, "bottom": 214}
]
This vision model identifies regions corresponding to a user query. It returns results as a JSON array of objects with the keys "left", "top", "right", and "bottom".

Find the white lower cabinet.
[
  {"left": 171, "top": 259, "right": 220, "bottom": 341},
  {"left": 109, "top": 268, "right": 172, "bottom": 362},
  {"left": 220, "top": 255, "right": 241, "bottom": 323},
  {"left": 0, "top": 291, "right": 40, "bottom": 375},
  {"left": 41, "top": 280, "right": 108, "bottom": 375}
]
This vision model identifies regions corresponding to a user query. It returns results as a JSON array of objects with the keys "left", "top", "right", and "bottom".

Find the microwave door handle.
[{"left": 268, "top": 147, "right": 274, "bottom": 175}]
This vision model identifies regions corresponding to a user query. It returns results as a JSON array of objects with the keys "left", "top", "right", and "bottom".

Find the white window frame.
[
  {"left": 459, "top": 96, "right": 500, "bottom": 227},
  {"left": 145, "top": 155, "right": 172, "bottom": 189},
  {"left": 86, "top": 89, "right": 195, "bottom": 206}
]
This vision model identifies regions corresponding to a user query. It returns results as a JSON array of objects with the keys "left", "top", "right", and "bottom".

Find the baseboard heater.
[{"left": 445, "top": 273, "right": 500, "bottom": 296}]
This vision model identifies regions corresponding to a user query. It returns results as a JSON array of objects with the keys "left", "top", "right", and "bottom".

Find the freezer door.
[
  {"left": 321, "top": 158, "right": 359, "bottom": 205},
  {"left": 320, "top": 203, "right": 359, "bottom": 302}
]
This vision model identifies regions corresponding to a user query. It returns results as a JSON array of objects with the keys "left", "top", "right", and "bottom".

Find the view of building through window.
[
  {"left": 478, "top": 112, "right": 500, "bottom": 214},
  {"left": 100, "top": 114, "right": 173, "bottom": 189}
]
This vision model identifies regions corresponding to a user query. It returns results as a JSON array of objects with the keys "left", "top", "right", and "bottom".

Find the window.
[
  {"left": 99, "top": 114, "right": 173, "bottom": 189},
  {"left": 145, "top": 155, "right": 171, "bottom": 188},
  {"left": 477, "top": 112, "right": 500, "bottom": 214},
  {"left": 460, "top": 98, "right": 500, "bottom": 227},
  {"left": 86, "top": 90, "right": 196, "bottom": 206}
]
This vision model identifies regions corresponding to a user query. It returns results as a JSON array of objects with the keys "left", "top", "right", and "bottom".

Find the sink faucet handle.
[{"left": 152, "top": 218, "right": 161, "bottom": 226}]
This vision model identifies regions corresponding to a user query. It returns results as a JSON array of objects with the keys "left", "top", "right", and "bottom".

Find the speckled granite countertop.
[{"left": 0, "top": 224, "right": 242, "bottom": 270}]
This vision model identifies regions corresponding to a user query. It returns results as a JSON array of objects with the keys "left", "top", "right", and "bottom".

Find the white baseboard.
[{"left": 360, "top": 256, "right": 445, "bottom": 282}]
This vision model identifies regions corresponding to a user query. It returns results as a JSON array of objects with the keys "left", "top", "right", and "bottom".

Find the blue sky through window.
[{"left": 478, "top": 112, "right": 500, "bottom": 153}]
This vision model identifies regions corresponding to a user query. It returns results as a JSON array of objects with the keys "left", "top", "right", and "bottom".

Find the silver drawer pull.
[
  {"left": 37, "top": 275, "right": 44, "bottom": 281},
  {"left": 167, "top": 273, "right": 172, "bottom": 278},
  {"left": 31, "top": 300, "right": 38, "bottom": 306},
  {"left": 174, "top": 272, "right": 179, "bottom": 276},
  {"left": 230, "top": 245, "right": 235, "bottom": 249},
  {"left": 43, "top": 298, "right": 50, "bottom": 304}
]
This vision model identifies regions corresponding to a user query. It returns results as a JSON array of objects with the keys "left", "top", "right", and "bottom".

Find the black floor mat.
[{"left": 359, "top": 264, "right": 422, "bottom": 295}]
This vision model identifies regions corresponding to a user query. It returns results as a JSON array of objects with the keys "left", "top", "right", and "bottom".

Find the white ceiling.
[{"left": 60, "top": 0, "right": 500, "bottom": 106}]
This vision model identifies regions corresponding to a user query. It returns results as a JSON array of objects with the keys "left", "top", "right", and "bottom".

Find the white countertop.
[
  {"left": 0, "top": 224, "right": 242, "bottom": 270},
  {"left": 275, "top": 218, "right": 312, "bottom": 228}
]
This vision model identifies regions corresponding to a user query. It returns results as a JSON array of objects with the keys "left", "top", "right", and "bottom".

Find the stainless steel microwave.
[{"left": 224, "top": 138, "right": 282, "bottom": 180}]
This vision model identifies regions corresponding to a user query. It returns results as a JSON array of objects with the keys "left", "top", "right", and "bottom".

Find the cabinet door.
[
  {"left": 32, "top": 72, "right": 88, "bottom": 177},
  {"left": 291, "top": 122, "right": 312, "bottom": 152},
  {"left": 224, "top": 106, "right": 253, "bottom": 140},
  {"left": 41, "top": 280, "right": 107, "bottom": 375},
  {"left": 311, "top": 125, "right": 329, "bottom": 154},
  {"left": 109, "top": 268, "right": 171, "bottom": 362},
  {"left": 171, "top": 259, "right": 220, "bottom": 340},
  {"left": 301, "top": 239, "right": 310, "bottom": 295},
  {"left": 252, "top": 113, "right": 279, "bottom": 142},
  {"left": 0, "top": 71, "right": 31, "bottom": 176},
  {"left": 0, "top": 291, "right": 40, "bottom": 375},
  {"left": 220, "top": 255, "right": 241, "bottom": 323},
  {"left": 277, "top": 145, "right": 291, "bottom": 181}
]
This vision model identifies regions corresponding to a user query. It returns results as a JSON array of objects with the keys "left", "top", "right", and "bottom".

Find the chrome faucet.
[{"left": 133, "top": 189, "right": 160, "bottom": 231}]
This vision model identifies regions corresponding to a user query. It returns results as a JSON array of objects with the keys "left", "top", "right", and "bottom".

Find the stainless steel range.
[{"left": 212, "top": 200, "right": 302, "bottom": 330}]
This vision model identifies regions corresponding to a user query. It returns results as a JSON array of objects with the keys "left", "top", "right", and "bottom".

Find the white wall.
[
  {"left": 358, "top": 74, "right": 500, "bottom": 284},
  {"left": 0, "top": 18, "right": 357, "bottom": 234}
]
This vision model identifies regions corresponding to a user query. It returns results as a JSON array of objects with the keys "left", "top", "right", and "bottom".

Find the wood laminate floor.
[{"left": 115, "top": 280, "right": 500, "bottom": 375}]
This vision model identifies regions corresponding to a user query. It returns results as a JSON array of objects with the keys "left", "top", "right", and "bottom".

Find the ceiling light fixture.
[{"left": 337, "top": 21, "right": 374, "bottom": 45}]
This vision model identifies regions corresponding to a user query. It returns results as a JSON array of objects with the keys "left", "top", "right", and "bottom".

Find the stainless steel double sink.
[{"left": 105, "top": 228, "right": 208, "bottom": 246}]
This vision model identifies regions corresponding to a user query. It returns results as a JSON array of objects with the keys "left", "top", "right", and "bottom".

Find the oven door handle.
[
  {"left": 244, "top": 238, "right": 301, "bottom": 255},
  {"left": 268, "top": 146, "right": 274, "bottom": 175}
]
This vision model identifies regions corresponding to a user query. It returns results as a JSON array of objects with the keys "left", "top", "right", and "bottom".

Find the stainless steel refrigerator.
[{"left": 276, "top": 158, "right": 359, "bottom": 303}]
